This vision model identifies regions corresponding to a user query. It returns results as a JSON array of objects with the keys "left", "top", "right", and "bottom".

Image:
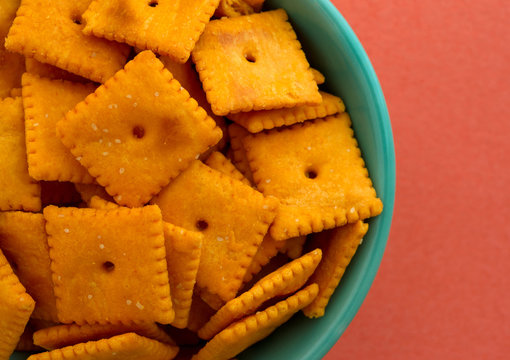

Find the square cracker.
[
  {"left": 192, "top": 9, "right": 321, "bottom": 116},
  {"left": 151, "top": 160, "right": 279, "bottom": 302},
  {"left": 43, "top": 205, "right": 174, "bottom": 325},
  {"left": 227, "top": 91, "right": 345, "bottom": 133},
  {"left": 28, "top": 333, "right": 179, "bottom": 360},
  {"left": 0, "top": 96, "right": 41, "bottom": 212},
  {"left": 4, "top": 0, "right": 130, "bottom": 83},
  {"left": 57, "top": 50, "right": 223, "bottom": 207},
  {"left": 243, "top": 113, "right": 383, "bottom": 240},
  {"left": 0, "top": 249, "right": 35, "bottom": 360},
  {"left": 83, "top": 0, "right": 220, "bottom": 64},
  {"left": 22, "top": 73, "right": 96, "bottom": 183},
  {"left": 33, "top": 322, "right": 174, "bottom": 350},
  {"left": 0, "top": 211, "right": 58, "bottom": 322}
]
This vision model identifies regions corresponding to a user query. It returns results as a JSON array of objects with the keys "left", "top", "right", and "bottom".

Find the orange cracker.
[
  {"left": 0, "top": 96, "right": 41, "bottom": 212},
  {"left": 192, "top": 283, "right": 319, "bottom": 360},
  {"left": 227, "top": 123, "right": 254, "bottom": 184},
  {"left": 164, "top": 223, "right": 203, "bottom": 329},
  {"left": 151, "top": 160, "right": 279, "bottom": 302},
  {"left": 205, "top": 151, "right": 251, "bottom": 186},
  {"left": 9, "top": 87, "right": 22, "bottom": 97},
  {"left": 87, "top": 196, "right": 203, "bottom": 328},
  {"left": 33, "top": 322, "right": 174, "bottom": 350},
  {"left": 227, "top": 91, "right": 345, "bottom": 133},
  {"left": 159, "top": 57, "right": 228, "bottom": 157},
  {"left": 242, "top": 113, "right": 383, "bottom": 240},
  {"left": 41, "top": 181, "right": 82, "bottom": 207},
  {"left": 198, "top": 249, "right": 322, "bottom": 340},
  {"left": 0, "top": 249, "right": 35, "bottom": 360},
  {"left": 73, "top": 183, "right": 113, "bottom": 205},
  {"left": 82, "top": 0, "right": 220, "bottom": 64},
  {"left": 198, "top": 288, "right": 226, "bottom": 311},
  {"left": 25, "top": 58, "right": 89, "bottom": 83},
  {"left": 192, "top": 9, "right": 321, "bottom": 116},
  {"left": 303, "top": 221, "right": 368, "bottom": 318},
  {"left": 43, "top": 205, "right": 174, "bottom": 325},
  {"left": 22, "top": 73, "right": 96, "bottom": 183},
  {"left": 5, "top": 0, "right": 130, "bottom": 83},
  {"left": 0, "top": 211, "right": 58, "bottom": 322},
  {"left": 27, "top": 332, "right": 179, "bottom": 360},
  {"left": 311, "top": 68, "right": 325, "bottom": 85},
  {"left": 279, "top": 236, "right": 307, "bottom": 259},
  {"left": 57, "top": 50, "right": 222, "bottom": 207}
]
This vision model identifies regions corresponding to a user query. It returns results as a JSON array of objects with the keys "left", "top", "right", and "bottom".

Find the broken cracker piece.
[
  {"left": 303, "top": 221, "right": 368, "bottom": 318},
  {"left": 57, "top": 50, "right": 222, "bottom": 207},
  {"left": 192, "top": 284, "right": 319, "bottom": 360},
  {"left": 192, "top": 9, "right": 321, "bottom": 116},
  {"left": 44, "top": 205, "right": 174, "bottom": 325}
]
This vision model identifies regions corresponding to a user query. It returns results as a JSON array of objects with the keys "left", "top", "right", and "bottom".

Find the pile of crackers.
[{"left": 0, "top": 0, "right": 383, "bottom": 359}]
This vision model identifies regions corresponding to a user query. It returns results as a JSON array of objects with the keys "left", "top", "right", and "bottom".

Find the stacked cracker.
[{"left": 0, "top": 1, "right": 382, "bottom": 359}]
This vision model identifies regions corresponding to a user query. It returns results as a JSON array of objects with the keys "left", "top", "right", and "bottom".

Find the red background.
[{"left": 325, "top": 1, "right": 510, "bottom": 359}]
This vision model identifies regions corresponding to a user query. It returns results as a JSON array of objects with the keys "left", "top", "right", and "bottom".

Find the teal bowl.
[{"left": 11, "top": 0, "right": 394, "bottom": 359}]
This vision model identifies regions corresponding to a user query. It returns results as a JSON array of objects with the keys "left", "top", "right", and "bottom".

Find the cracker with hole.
[
  {"left": 25, "top": 58, "right": 89, "bottom": 83},
  {"left": 151, "top": 160, "right": 279, "bottom": 303},
  {"left": 43, "top": 205, "right": 174, "bottom": 325},
  {"left": 33, "top": 322, "right": 174, "bottom": 351},
  {"left": 0, "top": 96, "right": 41, "bottom": 212},
  {"left": 0, "top": 249, "right": 36, "bottom": 360},
  {"left": 205, "top": 151, "right": 251, "bottom": 186},
  {"left": 228, "top": 123, "right": 254, "bottom": 184},
  {"left": 28, "top": 332, "right": 179, "bottom": 360},
  {"left": 192, "top": 9, "right": 321, "bottom": 116},
  {"left": 159, "top": 57, "right": 228, "bottom": 158},
  {"left": 5, "top": 0, "right": 130, "bottom": 83},
  {"left": 227, "top": 91, "right": 345, "bottom": 133},
  {"left": 82, "top": 0, "right": 220, "bottom": 64},
  {"left": 198, "top": 249, "right": 321, "bottom": 340},
  {"left": 22, "top": 73, "right": 97, "bottom": 184},
  {"left": 243, "top": 113, "right": 383, "bottom": 240},
  {"left": 303, "top": 221, "right": 368, "bottom": 318},
  {"left": 192, "top": 283, "right": 319, "bottom": 360},
  {"left": 0, "top": 211, "right": 58, "bottom": 322},
  {"left": 57, "top": 50, "right": 222, "bottom": 207}
]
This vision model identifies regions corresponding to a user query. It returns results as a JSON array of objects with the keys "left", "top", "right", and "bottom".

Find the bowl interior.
[{"left": 11, "top": 1, "right": 394, "bottom": 359}]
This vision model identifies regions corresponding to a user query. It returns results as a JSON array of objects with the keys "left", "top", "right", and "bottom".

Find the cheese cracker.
[
  {"left": 57, "top": 51, "right": 222, "bottom": 207},
  {"left": 152, "top": 160, "right": 279, "bottom": 302},
  {"left": 192, "top": 9, "right": 321, "bottom": 116},
  {"left": 192, "top": 284, "right": 319, "bottom": 360},
  {"left": 44, "top": 205, "right": 174, "bottom": 325},
  {"left": 243, "top": 113, "right": 383, "bottom": 240},
  {"left": 205, "top": 151, "right": 252, "bottom": 186},
  {"left": 5, "top": 0, "right": 130, "bottom": 83},
  {"left": 25, "top": 58, "right": 89, "bottom": 83},
  {"left": 0, "top": 96, "right": 41, "bottom": 211}
]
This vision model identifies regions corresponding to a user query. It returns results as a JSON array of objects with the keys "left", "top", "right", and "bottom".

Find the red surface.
[{"left": 326, "top": 1, "right": 510, "bottom": 359}]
